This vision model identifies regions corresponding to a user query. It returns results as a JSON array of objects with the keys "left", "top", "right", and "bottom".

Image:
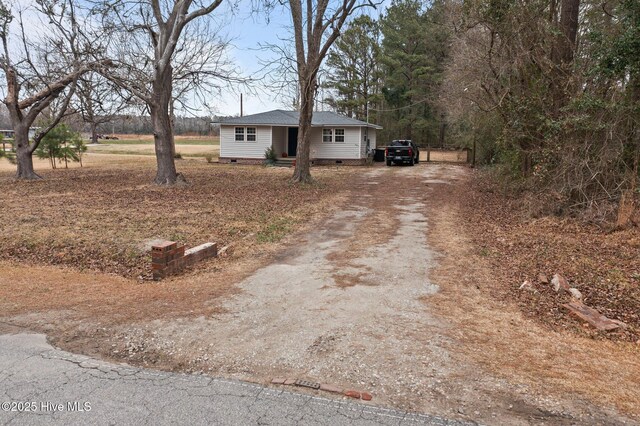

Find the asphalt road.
[{"left": 0, "top": 334, "right": 471, "bottom": 426}]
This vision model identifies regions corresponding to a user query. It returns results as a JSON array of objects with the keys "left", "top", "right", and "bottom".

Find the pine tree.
[
  {"left": 323, "top": 16, "right": 382, "bottom": 122},
  {"left": 378, "top": 0, "right": 449, "bottom": 146}
]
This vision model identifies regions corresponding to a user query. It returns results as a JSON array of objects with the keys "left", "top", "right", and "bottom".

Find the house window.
[
  {"left": 235, "top": 127, "right": 245, "bottom": 141},
  {"left": 334, "top": 128, "right": 345, "bottom": 143},
  {"left": 322, "top": 129, "right": 332, "bottom": 143},
  {"left": 246, "top": 127, "right": 256, "bottom": 141}
]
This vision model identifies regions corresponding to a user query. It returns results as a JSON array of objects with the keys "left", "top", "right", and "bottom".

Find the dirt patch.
[{"left": 325, "top": 171, "right": 413, "bottom": 289}]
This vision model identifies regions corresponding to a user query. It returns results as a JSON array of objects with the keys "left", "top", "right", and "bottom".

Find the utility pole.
[
  {"left": 240, "top": 94, "right": 243, "bottom": 117},
  {"left": 365, "top": 102, "right": 369, "bottom": 155}
]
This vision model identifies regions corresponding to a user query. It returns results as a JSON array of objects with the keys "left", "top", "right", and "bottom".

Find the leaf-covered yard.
[
  {"left": 0, "top": 157, "right": 355, "bottom": 279},
  {"left": 459, "top": 171, "right": 640, "bottom": 342}
]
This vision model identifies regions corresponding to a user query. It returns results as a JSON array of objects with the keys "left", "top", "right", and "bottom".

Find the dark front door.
[{"left": 287, "top": 127, "right": 298, "bottom": 157}]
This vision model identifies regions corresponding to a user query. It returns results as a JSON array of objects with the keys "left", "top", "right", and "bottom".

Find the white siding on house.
[
  {"left": 310, "top": 127, "right": 361, "bottom": 159},
  {"left": 271, "top": 127, "right": 287, "bottom": 157},
  {"left": 220, "top": 123, "right": 377, "bottom": 160},
  {"left": 358, "top": 127, "right": 377, "bottom": 157},
  {"left": 220, "top": 125, "right": 272, "bottom": 158}
]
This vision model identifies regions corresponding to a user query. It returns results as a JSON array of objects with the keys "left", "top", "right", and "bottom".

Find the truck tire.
[
  {"left": 386, "top": 160, "right": 392, "bottom": 166},
  {"left": 409, "top": 158, "right": 415, "bottom": 166}
]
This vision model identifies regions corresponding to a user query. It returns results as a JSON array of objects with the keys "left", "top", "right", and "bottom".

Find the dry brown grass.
[
  {"left": 424, "top": 168, "right": 640, "bottom": 417},
  {"left": 87, "top": 144, "right": 219, "bottom": 157},
  {"left": 461, "top": 172, "right": 640, "bottom": 341},
  {"left": 0, "top": 157, "right": 357, "bottom": 279},
  {"left": 109, "top": 134, "right": 218, "bottom": 142}
]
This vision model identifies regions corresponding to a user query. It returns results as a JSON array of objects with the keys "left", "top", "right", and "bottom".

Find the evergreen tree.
[
  {"left": 35, "top": 124, "right": 83, "bottom": 169},
  {"left": 323, "top": 15, "right": 382, "bottom": 122},
  {"left": 378, "top": 0, "right": 449, "bottom": 146}
]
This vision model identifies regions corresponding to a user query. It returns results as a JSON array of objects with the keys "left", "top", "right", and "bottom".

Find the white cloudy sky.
[
  {"left": 4, "top": 0, "right": 390, "bottom": 118},
  {"left": 207, "top": 0, "right": 390, "bottom": 117}
]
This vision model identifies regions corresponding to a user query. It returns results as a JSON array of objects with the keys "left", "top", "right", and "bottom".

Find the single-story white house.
[
  {"left": 0, "top": 127, "right": 40, "bottom": 140},
  {"left": 216, "top": 110, "right": 382, "bottom": 165}
]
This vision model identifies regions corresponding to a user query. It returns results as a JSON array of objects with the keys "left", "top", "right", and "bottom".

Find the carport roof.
[{"left": 214, "top": 110, "right": 382, "bottom": 129}]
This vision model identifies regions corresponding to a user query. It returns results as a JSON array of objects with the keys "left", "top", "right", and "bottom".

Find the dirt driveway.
[{"left": 1, "top": 163, "right": 638, "bottom": 425}]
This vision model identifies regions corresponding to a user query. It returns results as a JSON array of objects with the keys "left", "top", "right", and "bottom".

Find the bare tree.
[
  {"left": 286, "top": 0, "right": 380, "bottom": 183},
  {"left": 0, "top": 0, "right": 110, "bottom": 179},
  {"left": 75, "top": 73, "right": 136, "bottom": 144},
  {"left": 97, "top": 0, "right": 238, "bottom": 185}
]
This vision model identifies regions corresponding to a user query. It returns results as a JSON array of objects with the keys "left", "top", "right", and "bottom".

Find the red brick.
[
  {"left": 151, "top": 263, "right": 166, "bottom": 271},
  {"left": 152, "top": 251, "right": 167, "bottom": 259},
  {"left": 169, "top": 259, "right": 184, "bottom": 271},
  {"left": 343, "top": 390, "right": 361, "bottom": 399},
  {"left": 271, "top": 378, "right": 286, "bottom": 384},
  {"left": 152, "top": 241, "right": 176, "bottom": 252},
  {"left": 361, "top": 392, "right": 372, "bottom": 401},
  {"left": 283, "top": 379, "right": 296, "bottom": 385},
  {"left": 167, "top": 246, "right": 185, "bottom": 259}
]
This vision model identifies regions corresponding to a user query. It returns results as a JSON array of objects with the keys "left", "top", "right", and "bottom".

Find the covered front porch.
[{"left": 270, "top": 126, "right": 298, "bottom": 159}]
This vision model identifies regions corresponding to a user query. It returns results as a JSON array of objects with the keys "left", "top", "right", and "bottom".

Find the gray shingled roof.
[{"left": 215, "top": 109, "right": 382, "bottom": 129}]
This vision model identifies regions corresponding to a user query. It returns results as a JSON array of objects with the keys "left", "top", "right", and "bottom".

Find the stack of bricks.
[{"left": 151, "top": 240, "right": 217, "bottom": 280}]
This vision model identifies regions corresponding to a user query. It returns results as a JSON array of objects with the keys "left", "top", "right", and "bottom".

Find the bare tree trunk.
[
  {"left": 14, "top": 126, "right": 40, "bottom": 180},
  {"left": 293, "top": 75, "right": 315, "bottom": 183},
  {"left": 151, "top": 66, "right": 180, "bottom": 185},
  {"left": 550, "top": 0, "right": 580, "bottom": 116},
  {"left": 549, "top": 0, "right": 558, "bottom": 24},
  {"left": 287, "top": 0, "right": 373, "bottom": 183},
  {"left": 90, "top": 122, "right": 99, "bottom": 144},
  {"left": 556, "top": 0, "right": 580, "bottom": 65}
]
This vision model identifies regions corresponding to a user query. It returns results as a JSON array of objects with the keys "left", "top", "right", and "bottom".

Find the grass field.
[
  {"left": 85, "top": 134, "right": 219, "bottom": 157},
  {"left": 87, "top": 144, "right": 219, "bottom": 158},
  {"left": 0, "top": 156, "right": 355, "bottom": 279},
  {"left": 102, "top": 135, "right": 219, "bottom": 146}
]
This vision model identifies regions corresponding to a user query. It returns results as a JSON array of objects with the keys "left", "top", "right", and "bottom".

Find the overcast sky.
[
  {"left": 212, "top": 1, "right": 390, "bottom": 117},
  {"left": 3, "top": 0, "right": 390, "bottom": 118}
]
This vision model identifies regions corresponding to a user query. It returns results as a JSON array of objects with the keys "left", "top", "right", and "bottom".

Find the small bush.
[
  {"left": 264, "top": 146, "right": 277, "bottom": 164},
  {"left": 173, "top": 152, "right": 183, "bottom": 159},
  {"left": 205, "top": 154, "right": 214, "bottom": 163}
]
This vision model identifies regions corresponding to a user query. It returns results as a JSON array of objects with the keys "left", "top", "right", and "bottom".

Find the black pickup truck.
[{"left": 385, "top": 140, "right": 419, "bottom": 166}]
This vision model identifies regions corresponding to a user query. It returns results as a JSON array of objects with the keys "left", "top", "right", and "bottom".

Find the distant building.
[{"left": 0, "top": 128, "right": 41, "bottom": 141}]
